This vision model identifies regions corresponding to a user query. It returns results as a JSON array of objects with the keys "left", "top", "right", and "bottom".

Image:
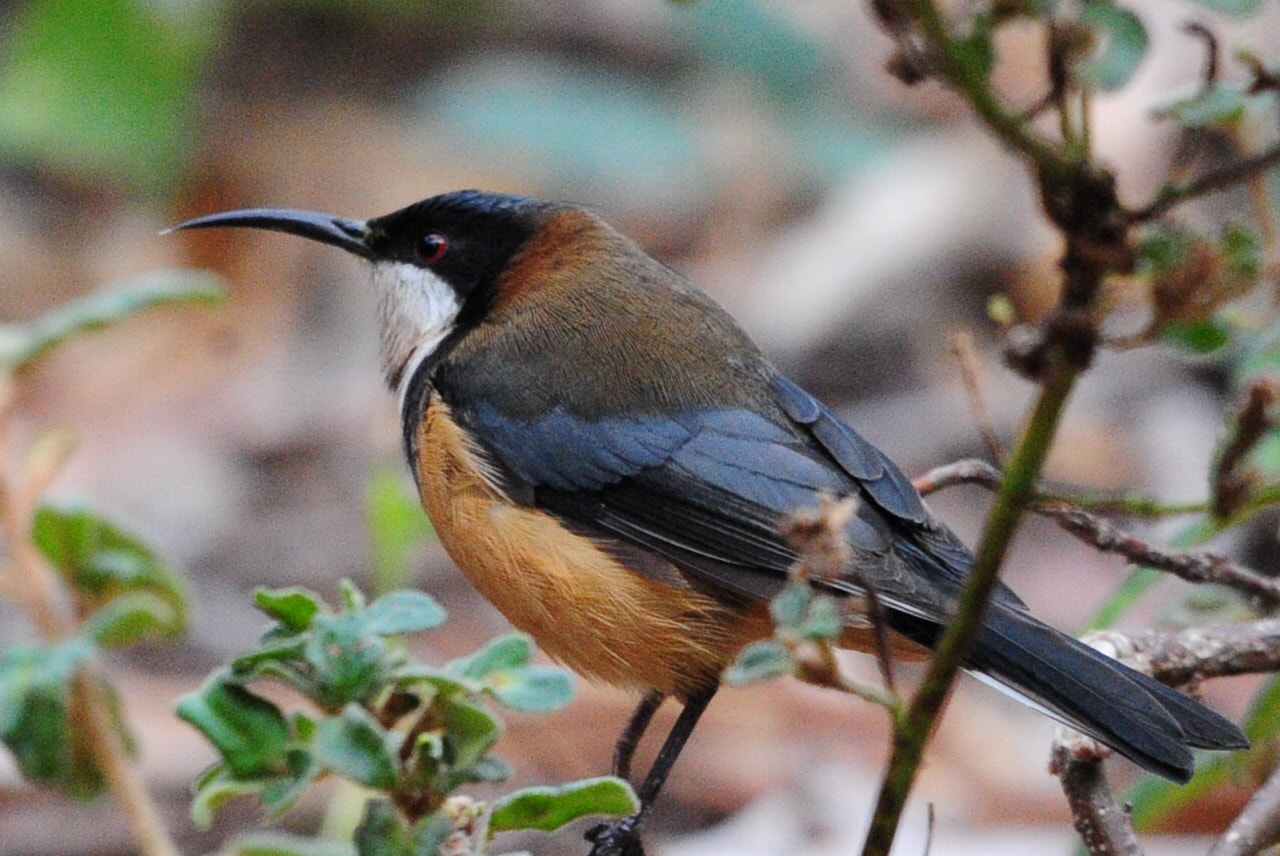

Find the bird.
[{"left": 172, "top": 190, "right": 1247, "bottom": 854}]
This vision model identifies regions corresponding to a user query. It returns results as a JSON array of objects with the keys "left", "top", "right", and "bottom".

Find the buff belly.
[{"left": 414, "top": 396, "right": 772, "bottom": 699}]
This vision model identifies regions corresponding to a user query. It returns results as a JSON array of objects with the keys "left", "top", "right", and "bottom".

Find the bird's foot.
[{"left": 585, "top": 814, "right": 645, "bottom": 856}]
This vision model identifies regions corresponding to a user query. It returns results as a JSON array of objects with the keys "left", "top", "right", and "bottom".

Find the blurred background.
[{"left": 0, "top": 0, "right": 1277, "bottom": 853}]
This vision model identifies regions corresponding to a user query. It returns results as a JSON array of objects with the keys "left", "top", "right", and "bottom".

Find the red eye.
[{"left": 416, "top": 233, "right": 447, "bottom": 265}]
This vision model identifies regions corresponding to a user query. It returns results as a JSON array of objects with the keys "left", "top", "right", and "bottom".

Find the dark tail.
[{"left": 963, "top": 607, "right": 1248, "bottom": 782}]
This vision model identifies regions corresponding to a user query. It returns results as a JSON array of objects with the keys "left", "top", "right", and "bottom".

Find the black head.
[{"left": 169, "top": 190, "right": 557, "bottom": 389}]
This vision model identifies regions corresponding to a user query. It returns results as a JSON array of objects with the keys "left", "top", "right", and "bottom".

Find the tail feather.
[{"left": 965, "top": 608, "right": 1247, "bottom": 783}]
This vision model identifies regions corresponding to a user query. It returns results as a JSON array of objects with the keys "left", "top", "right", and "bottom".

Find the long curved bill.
[{"left": 166, "top": 208, "right": 372, "bottom": 259}]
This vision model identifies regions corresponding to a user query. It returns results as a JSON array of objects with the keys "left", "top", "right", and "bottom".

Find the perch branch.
[{"left": 1051, "top": 741, "right": 1143, "bottom": 856}]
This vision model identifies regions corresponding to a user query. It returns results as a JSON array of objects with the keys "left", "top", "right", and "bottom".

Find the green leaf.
[
  {"left": 231, "top": 639, "right": 309, "bottom": 681},
  {"left": 32, "top": 500, "right": 187, "bottom": 637},
  {"left": 489, "top": 776, "right": 640, "bottom": 834},
  {"left": 255, "top": 586, "right": 324, "bottom": 633},
  {"left": 313, "top": 705, "right": 398, "bottom": 790},
  {"left": 1158, "top": 84, "right": 1249, "bottom": 129},
  {"left": 487, "top": 667, "right": 574, "bottom": 713},
  {"left": 340, "top": 578, "right": 367, "bottom": 612},
  {"left": 1182, "top": 0, "right": 1262, "bottom": 16},
  {"left": 367, "top": 463, "right": 434, "bottom": 594},
  {"left": 443, "top": 699, "right": 503, "bottom": 773},
  {"left": 1139, "top": 224, "right": 1194, "bottom": 274},
  {"left": 81, "top": 590, "right": 181, "bottom": 648},
  {"left": 800, "top": 594, "right": 843, "bottom": 640},
  {"left": 0, "top": 0, "right": 217, "bottom": 191},
  {"left": 0, "top": 270, "right": 224, "bottom": 372},
  {"left": 362, "top": 590, "right": 447, "bottom": 636},
  {"left": 0, "top": 638, "right": 102, "bottom": 797},
  {"left": 355, "top": 799, "right": 454, "bottom": 856},
  {"left": 190, "top": 763, "right": 266, "bottom": 829},
  {"left": 354, "top": 798, "right": 413, "bottom": 856},
  {"left": 1077, "top": 3, "right": 1148, "bottom": 91},
  {"left": 724, "top": 639, "right": 793, "bottom": 685},
  {"left": 258, "top": 749, "right": 321, "bottom": 818},
  {"left": 465, "top": 753, "right": 514, "bottom": 784},
  {"left": 176, "top": 672, "right": 290, "bottom": 778},
  {"left": 1221, "top": 224, "right": 1262, "bottom": 283},
  {"left": 1160, "top": 317, "right": 1233, "bottom": 354},
  {"left": 306, "top": 613, "right": 387, "bottom": 709},
  {"left": 451, "top": 634, "right": 533, "bottom": 680},
  {"left": 770, "top": 584, "right": 811, "bottom": 629},
  {"left": 1243, "top": 673, "right": 1280, "bottom": 743}
]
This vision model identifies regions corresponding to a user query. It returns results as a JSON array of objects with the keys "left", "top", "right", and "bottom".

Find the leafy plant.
[{"left": 178, "top": 581, "right": 638, "bottom": 856}]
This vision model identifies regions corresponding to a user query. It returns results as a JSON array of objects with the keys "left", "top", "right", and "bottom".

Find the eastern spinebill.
[{"left": 172, "top": 190, "right": 1247, "bottom": 854}]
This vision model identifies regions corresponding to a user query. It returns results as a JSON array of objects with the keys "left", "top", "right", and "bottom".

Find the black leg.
[
  {"left": 587, "top": 686, "right": 718, "bottom": 856},
  {"left": 614, "top": 690, "right": 665, "bottom": 781}
]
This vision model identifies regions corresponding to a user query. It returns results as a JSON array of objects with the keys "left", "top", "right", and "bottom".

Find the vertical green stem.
[{"left": 861, "top": 355, "right": 1080, "bottom": 856}]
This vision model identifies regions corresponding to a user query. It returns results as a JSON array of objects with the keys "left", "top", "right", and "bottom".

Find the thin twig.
[
  {"left": 1051, "top": 743, "right": 1144, "bottom": 856},
  {"left": 949, "top": 330, "right": 1004, "bottom": 463},
  {"left": 915, "top": 457, "right": 1209, "bottom": 516},
  {"left": 859, "top": 571, "right": 899, "bottom": 697},
  {"left": 1213, "top": 379, "right": 1277, "bottom": 520},
  {"left": 913, "top": 458, "right": 1003, "bottom": 496},
  {"left": 913, "top": 458, "right": 1280, "bottom": 606},
  {"left": 894, "top": 0, "right": 1067, "bottom": 173},
  {"left": 1207, "top": 759, "right": 1280, "bottom": 856},
  {"left": 1182, "top": 22, "right": 1220, "bottom": 90},
  {"left": 1127, "top": 144, "right": 1280, "bottom": 224},
  {"left": 1049, "top": 507, "right": 1280, "bottom": 607}
]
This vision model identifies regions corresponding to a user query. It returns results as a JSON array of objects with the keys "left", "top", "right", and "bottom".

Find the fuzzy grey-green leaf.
[
  {"left": 1077, "top": 2, "right": 1148, "bottom": 91},
  {"left": 313, "top": 705, "right": 398, "bottom": 790},
  {"left": 176, "top": 673, "right": 289, "bottom": 778},
  {"left": 724, "top": 639, "right": 793, "bottom": 685},
  {"left": 489, "top": 776, "right": 640, "bottom": 834},
  {"left": 362, "top": 590, "right": 446, "bottom": 636}
]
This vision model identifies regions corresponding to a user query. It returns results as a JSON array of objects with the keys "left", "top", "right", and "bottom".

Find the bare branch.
[
  {"left": 1128, "top": 144, "right": 1280, "bottom": 224},
  {"left": 1214, "top": 379, "right": 1278, "bottom": 521},
  {"left": 1052, "top": 507, "right": 1280, "bottom": 606},
  {"left": 1051, "top": 742, "right": 1144, "bottom": 856},
  {"left": 1181, "top": 22, "right": 1220, "bottom": 89},
  {"left": 949, "top": 330, "right": 1004, "bottom": 463},
  {"left": 1207, "top": 762, "right": 1280, "bottom": 856},
  {"left": 913, "top": 458, "right": 1002, "bottom": 496},
  {"left": 1092, "top": 621, "right": 1280, "bottom": 685}
]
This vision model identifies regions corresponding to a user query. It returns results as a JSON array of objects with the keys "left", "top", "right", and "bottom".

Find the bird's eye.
[{"left": 416, "top": 233, "right": 448, "bottom": 265}]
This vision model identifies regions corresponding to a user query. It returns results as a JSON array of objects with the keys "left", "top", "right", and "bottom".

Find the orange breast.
[{"left": 414, "top": 395, "right": 772, "bottom": 698}]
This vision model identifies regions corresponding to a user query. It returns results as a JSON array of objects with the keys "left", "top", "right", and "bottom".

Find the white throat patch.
[{"left": 371, "top": 261, "right": 462, "bottom": 409}]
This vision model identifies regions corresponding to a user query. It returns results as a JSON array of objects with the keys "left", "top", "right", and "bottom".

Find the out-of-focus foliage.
[
  {"left": 366, "top": 464, "right": 434, "bottom": 596},
  {"left": 0, "top": 0, "right": 219, "bottom": 193},
  {"left": 0, "top": 638, "right": 101, "bottom": 797},
  {"left": 0, "top": 274, "right": 221, "bottom": 806},
  {"left": 0, "top": 270, "right": 224, "bottom": 373}
]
